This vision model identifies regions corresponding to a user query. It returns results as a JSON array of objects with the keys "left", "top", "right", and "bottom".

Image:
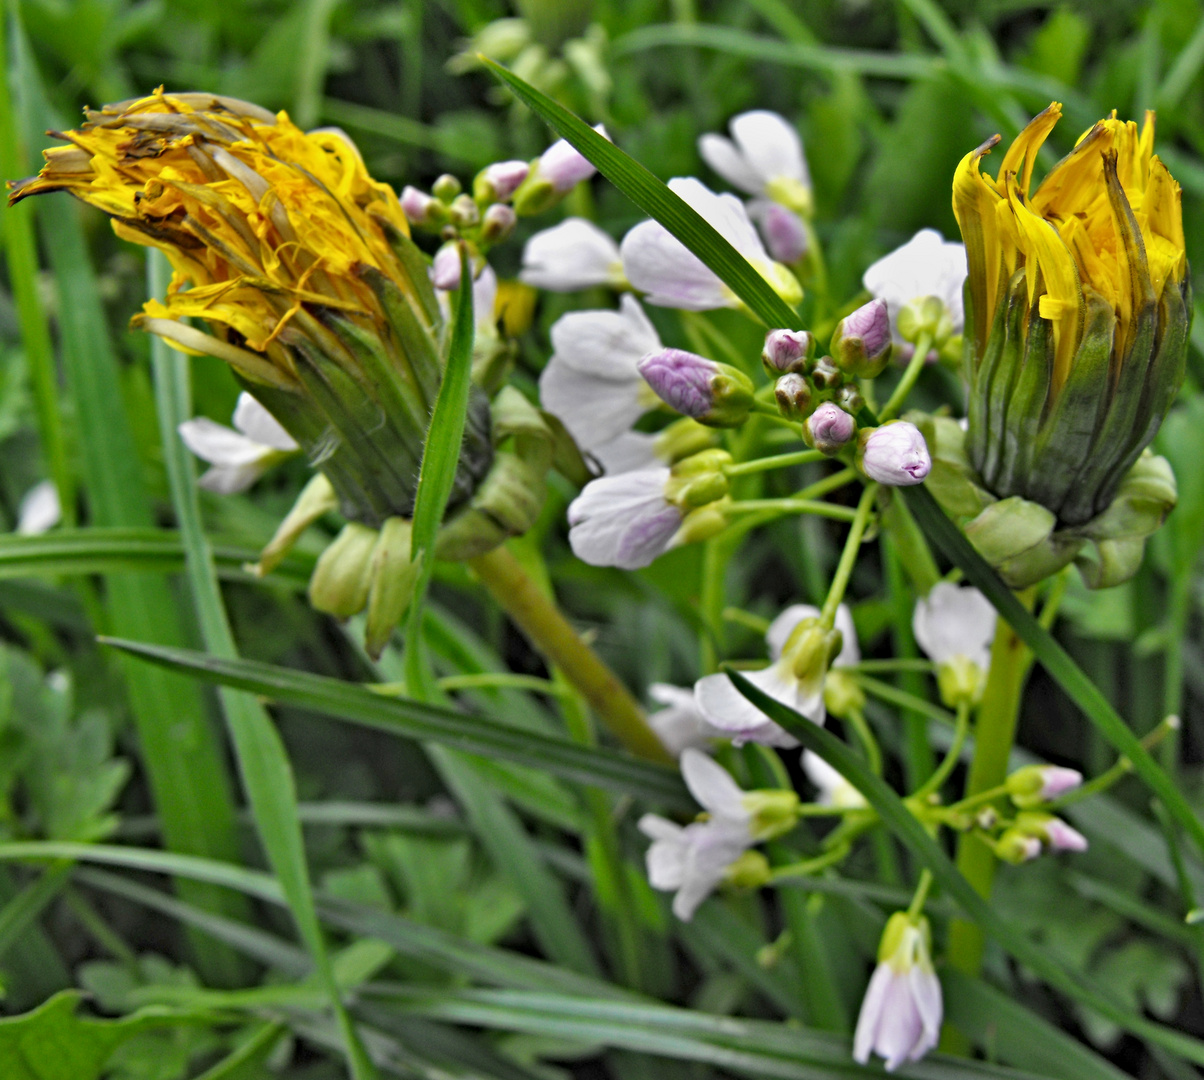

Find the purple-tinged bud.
[
  {"left": 994, "top": 829, "right": 1042, "bottom": 864},
  {"left": 431, "top": 173, "right": 462, "bottom": 202},
  {"left": 538, "top": 126, "right": 607, "bottom": 191},
  {"left": 1006, "top": 764, "right": 1083, "bottom": 808},
  {"left": 810, "top": 357, "right": 843, "bottom": 391},
  {"left": 762, "top": 328, "right": 814, "bottom": 375},
  {"left": 432, "top": 244, "right": 462, "bottom": 291},
  {"left": 1016, "top": 812, "right": 1089, "bottom": 853},
  {"left": 758, "top": 202, "right": 808, "bottom": 264},
  {"left": 475, "top": 159, "right": 530, "bottom": 202},
  {"left": 481, "top": 203, "right": 517, "bottom": 244},
  {"left": 773, "top": 373, "right": 811, "bottom": 419},
  {"left": 858, "top": 421, "right": 931, "bottom": 485},
  {"left": 805, "top": 403, "right": 855, "bottom": 454},
  {"left": 831, "top": 299, "right": 893, "bottom": 379},
  {"left": 638, "top": 349, "right": 755, "bottom": 428},
  {"left": 400, "top": 185, "right": 437, "bottom": 225}
]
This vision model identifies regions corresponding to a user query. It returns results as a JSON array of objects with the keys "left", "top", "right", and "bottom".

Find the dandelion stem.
[{"left": 468, "top": 544, "right": 671, "bottom": 763}]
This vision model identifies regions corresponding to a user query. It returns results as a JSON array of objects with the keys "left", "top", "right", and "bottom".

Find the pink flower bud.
[
  {"left": 1044, "top": 818, "right": 1089, "bottom": 852},
  {"left": 858, "top": 422, "right": 931, "bottom": 485},
  {"left": 400, "top": 185, "right": 435, "bottom": 224},
  {"left": 483, "top": 159, "right": 530, "bottom": 201},
  {"left": 481, "top": 203, "right": 517, "bottom": 243},
  {"left": 762, "top": 328, "right": 814, "bottom": 374},
  {"left": 831, "top": 298, "right": 892, "bottom": 378},
  {"left": 432, "top": 244, "right": 462, "bottom": 291},
  {"left": 638, "top": 349, "right": 756, "bottom": 426},
  {"left": 773, "top": 373, "right": 811, "bottom": 419},
  {"left": 805, "top": 403, "right": 855, "bottom": 453},
  {"left": 537, "top": 125, "right": 608, "bottom": 192}
]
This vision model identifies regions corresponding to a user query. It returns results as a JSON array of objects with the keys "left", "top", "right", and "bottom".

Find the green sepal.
[
  {"left": 308, "top": 522, "right": 378, "bottom": 618},
  {"left": 963, "top": 495, "right": 1083, "bottom": 588},
  {"left": 369, "top": 215, "right": 444, "bottom": 330},
  {"left": 995, "top": 295, "right": 1051, "bottom": 496},
  {"left": 1074, "top": 536, "right": 1148, "bottom": 590},
  {"left": 364, "top": 517, "right": 421, "bottom": 660},
  {"left": 978, "top": 270, "right": 1029, "bottom": 489},
  {"left": 1072, "top": 450, "right": 1176, "bottom": 542},
  {"left": 1025, "top": 287, "right": 1115, "bottom": 514},
  {"left": 357, "top": 263, "right": 443, "bottom": 410}
]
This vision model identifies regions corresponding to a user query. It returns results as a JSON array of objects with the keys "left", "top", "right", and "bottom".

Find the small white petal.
[
  {"left": 16, "top": 481, "right": 61, "bottom": 536},
  {"left": 638, "top": 813, "right": 684, "bottom": 843},
  {"left": 693, "top": 665, "right": 808, "bottom": 748},
  {"left": 877, "top": 976, "right": 924, "bottom": 1071},
  {"left": 913, "top": 582, "right": 996, "bottom": 671},
  {"left": 730, "top": 110, "right": 808, "bottom": 190},
  {"left": 863, "top": 228, "right": 968, "bottom": 341},
  {"left": 853, "top": 963, "right": 894, "bottom": 1065},
  {"left": 802, "top": 750, "right": 866, "bottom": 809},
  {"left": 539, "top": 360, "right": 647, "bottom": 451},
  {"left": 680, "top": 748, "right": 750, "bottom": 822},
  {"left": 908, "top": 967, "right": 944, "bottom": 1059},
  {"left": 648, "top": 683, "right": 721, "bottom": 756},
  {"left": 549, "top": 294, "right": 661, "bottom": 376},
  {"left": 567, "top": 468, "right": 682, "bottom": 569},
  {"left": 520, "top": 218, "right": 624, "bottom": 292},
  {"left": 590, "top": 432, "right": 660, "bottom": 475},
  {"left": 232, "top": 393, "right": 298, "bottom": 451},
  {"left": 698, "top": 133, "right": 764, "bottom": 195}
]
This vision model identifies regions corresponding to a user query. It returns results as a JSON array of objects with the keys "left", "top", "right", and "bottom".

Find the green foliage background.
[{"left": 1, "top": 0, "right": 1204, "bottom": 1078}]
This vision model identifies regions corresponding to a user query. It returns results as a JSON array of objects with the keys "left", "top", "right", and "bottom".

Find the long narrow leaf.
[
  {"left": 723, "top": 668, "right": 1204, "bottom": 1066},
  {"left": 100, "top": 639, "right": 692, "bottom": 809}
]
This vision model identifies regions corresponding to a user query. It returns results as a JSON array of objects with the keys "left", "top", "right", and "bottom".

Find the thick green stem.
[
  {"left": 469, "top": 545, "right": 672, "bottom": 763},
  {"left": 945, "top": 588, "right": 1035, "bottom": 979}
]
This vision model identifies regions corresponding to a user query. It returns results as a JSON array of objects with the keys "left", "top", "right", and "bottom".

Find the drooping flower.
[
  {"left": 648, "top": 683, "right": 725, "bottom": 757},
  {"left": 1020, "top": 812, "right": 1089, "bottom": 852},
  {"left": 694, "top": 603, "right": 856, "bottom": 747},
  {"left": 620, "top": 178, "right": 802, "bottom": 310},
  {"left": 854, "top": 912, "right": 943, "bottom": 1072},
  {"left": 178, "top": 393, "right": 300, "bottom": 494},
  {"left": 863, "top": 228, "right": 967, "bottom": 345},
  {"left": 16, "top": 481, "right": 61, "bottom": 535},
  {"left": 912, "top": 582, "right": 996, "bottom": 706},
  {"left": 520, "top": 218, "right": 627, "bottom": 292},
  {"left": 858, "top": 422, "right": 932, "bottom": 485},
  {"left": 698, "top": 110, "right": 811, "bottom": 213},
  {"left": 953, "top": 103, "right": 1189, "bottom": 531},
  {"left": 538, "top": 295, "right": 662, "bottom": 461},
  {"left": 639, "top": 749, "right": 797, "bottom": 920}
]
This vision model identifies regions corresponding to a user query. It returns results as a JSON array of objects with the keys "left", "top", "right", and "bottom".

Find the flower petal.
[
  {"left": 680, "top": 748, "right": 750, "bottom": 821},
  {"left": 520, "top": 218, "right": 624, "bottom": 291},
  {"left": 698, "top": 133, "right": 763, "bottom": 195},
  {"left": 232, "top": 393, "right": 298, "bottom": 451},
  {"left": 16, "top": 481, "right": 61, "bottom": 536},
  {"left": 730, "top": 110, "right": 808, "bottom": 190},
  {"left": 693, "top": 666, "right": 803, "bottom": 748}
]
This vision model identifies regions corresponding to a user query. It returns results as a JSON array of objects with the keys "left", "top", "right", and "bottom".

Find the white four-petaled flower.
[
  {"left": 863, "top": 228, "right": 968, "bottom": 344},
  {"left": 178, "top": 393, "right": 299, "bottom": 495},
  {"left": 538, "top": 295, "right": 662, "bottom": 466},
  {"left": 854, "top": 912, "right": 943, "bottom": 1072},
  {"left": 638, "top": 748, "right": 756, "bottom": 920},
  {"left": 566, "top": 467, "right": 682, "bottom": 570},
  {"left": 912, "top": 581, "right": 996, "bottom": 675},
  {"left": 698, "top": 110, "right": 811, "bottom": 209},
  {"left": 693, "top": 603, "right": 858, "bottom": 747}
]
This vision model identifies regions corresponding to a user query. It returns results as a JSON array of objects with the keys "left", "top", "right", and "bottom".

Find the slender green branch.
[
  {"left": 880, "top": 332, "right": 934, "bottom": 421},
  {"left": 727, "top": 498, "right": 858, "bottom": 520},
  {"left": 819, "top": 483, "right": 878, "bottom": 627},
  {"left": 1052, "top": 714, "right": 1181, "bottom": 810},
  {"left": 913, "top": 700, "right": 971, "bottom": 801},
  {"left": 725, "top": 448, "right": 826, "bottom": 476},
  {"left": 844, "top": 707, "right": 883, "bottom": 775},
  {"left": 852, "top": 672, "right": 958, "bottom": 726},
  {"left": 907, "top": 869, "right": 934, "bottom": 920},
  {"left": 769, "top": 844, "right": 852, "bottom": 882},
  {"left": 848, "top": 658, "right": 936, "bottom": 674}
]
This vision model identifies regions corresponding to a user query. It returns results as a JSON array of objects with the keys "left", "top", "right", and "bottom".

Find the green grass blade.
[
  {"left": 0, "top": 10, "right": 72, "bottom": 522},
  {"left": 0, "top": 529, "right": 311, "bottom": 587},
  {"left": 148, "top": 251, "right": 376, "bottom": 1080},
  {"left": 903, "top": 485, "right": 1204, "bottom": 863},
  {"left": 7, "top": 6, "right": 247, "bottom": 985},
  {"left": 99, "top": 638, "right": 691, "bottom": 808},
  {"left": 723, "top": 668, "right": 1204, "bottom": 1066},
  {"left": 481, "top": 58, "right": 801, "bottom": 332}
]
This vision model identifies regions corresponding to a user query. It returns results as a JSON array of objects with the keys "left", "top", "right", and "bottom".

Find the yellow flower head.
[
  {"left": 952, "top": 103, "right": 1190, "bottom": 529},
  {"left": 9, "top": 89, "right": 426, "bottom": 391},
  {"left": 954, "top": 102, "right": 1185, "bottom": 395}
]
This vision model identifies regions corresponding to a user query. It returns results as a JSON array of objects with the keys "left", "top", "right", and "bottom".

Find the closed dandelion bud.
[
  {"left": 951, "top": 104, "right": 1188, "bottom": 587},
  {"left": 993, "top": 828, "right": 1042, "bottom": 864},
  {"left": 858, "top": 422, "right": 931, "bottom": 486},
  {"left": 741, "top": 789, "right": 801, "bottom": 840},
  {"left": 810, "top": 357, "right": 843, "bottom": 392},
  {"left": 804, "top": 402, "right": 855, "bottom": 454},
  {"left": 724, "top": 850, "right": 772, "bottom": 889},
  {"left": 637, "top": 349, "right": 755, "bottom": 427},
  {"left": 774, "top": 373, "right": 812, "bottom": 419},
  {"left": 762, "top": 328, "right": 815, "bottom": 375},
  {"left": 432, "top": 173, "right": 462, "bottom": 202},
  {"left": 831, "top": 298, "right": 893, "bottom": 378},
  {"left": 309, "top": 523, "right": 379, "bottom": 619},
  {"left": 1006, "top": 764, "right": 1083, "bottom": 807},
  {"left": 480, "top": 203, "right": 517, "bottom": 244}
]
